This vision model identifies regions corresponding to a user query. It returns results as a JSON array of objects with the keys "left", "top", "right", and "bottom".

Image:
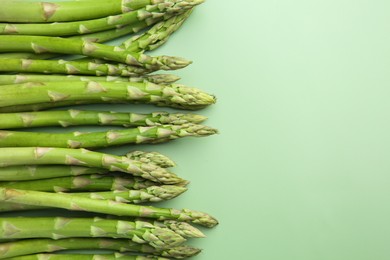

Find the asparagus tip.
[
  {"left": 126, "top": 151, "right": 176, "bottom": 168},
  {"left": 182, "top": 208, "right": 219, "bottom": 228},
  {"left": 161, "top": 56, "right": 192, "bottom": 70},
  {"left": 164, "top": 220, "right": 206, "bottom": 238},
  {"left": 162, "top": 245, "right": 203, "bottom": 258},
  {"left": 149, "top": 227, "right": 186, "bottom": 249},
  {"left": 148, "top": 74, "right": 181, "bottom": 84},
  {"left": 176, "top": 123, "right": 218, "bottom": 137},
  {"left": 147, "top": 185, "right": 187, "bottom": 200}
]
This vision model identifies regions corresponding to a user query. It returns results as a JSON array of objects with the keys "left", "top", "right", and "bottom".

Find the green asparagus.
[
  {"left": 0, "top": 17, "right": 166, "bottom": 60},
  {"left": 0, "top": 59, "right": 152, "bottom": 76},
  {"left": 137, "top": 219, "right": 205, "bottom": 238},
  {"left": 0, "top": 74, "right": 181, "bottom": 85},
  {"left": 0, "top": 175, "right": 167, "bottom": 192},
  {"left": 0, "top": 36, "right": 191, "bottom": 70},
  {"left": 0, "top": 188, "right": 219, "bottom": 227},
  {"left": 0, "top": 217, "right": 185, "bottom": 249},
  {"left": 0, "top": 0, "right": 167, "bottom": 23},
  {"left": 0, "top": 81, "right": 216, "bottom": 111},
  {"left": 0, "top": 110, "right": 205, "bottom": 129},
  {"left": 0, "top": 147, "right": 181, "bottom": 184},
  {"left": 0, "top": 124, "right": 217, "bottom": 148},
  {"left": 0, "top": 165, "right": 107, "bottom": 181},
  {"left": 0, "top": 0, "right": 201, "bottom": 36},
  {"left": 0, "top": 151, "right": 175, "bottom": 182},
  {"left": 123, "top": 9, "right": 192, "bottom": 53},
  {"left": 4, "top": 253, "right": 170, "bottom": 260},
  {"left": 0, "top": 186, "right": 187, "bottom": 212},
  {"left": 0, "top": 238, "right": 200, "bottom": 259},
  {"left": 126, "top": 151, "right": 176, "bottom": 168}
]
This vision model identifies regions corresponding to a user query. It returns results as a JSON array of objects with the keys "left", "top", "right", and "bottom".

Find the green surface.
[{"left": 4, "top": 0, "right": 390, "bottom": 259}]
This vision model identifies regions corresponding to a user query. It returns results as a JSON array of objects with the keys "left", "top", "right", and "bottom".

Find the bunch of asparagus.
[{"left": 0, "top": 0, "right": 218, "bottom": 259}]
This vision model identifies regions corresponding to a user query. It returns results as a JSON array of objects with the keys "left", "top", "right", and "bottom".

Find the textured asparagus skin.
[
  {"left": 0, "top": 124, "right": 217, "bottom": 148},
  {"left": 0, "top": 174, "right": 161, "bottom": 192},
  {"left": 0, "top": 185, "right": 187, "bottom": 213},
  {"left": 0, "top": 110, "right": 206, "bottom": 129},
  {"left": 0, "top": 35, "right": 191, "bottom": 70},
  {"left": 0, "top": 17, "right": 165, "bottom": 60},
  {"left": 4, "top": 254, "right": 170, "bottom": 260},
  {"left": 123, "top": 9, "right": 192, "bottom": 53},
  {"left": 0, "top": 74, "right": 181, "bottom": 85},
  {"left": 126, "top": 151, "right": 176, "bottom": 168},
  {"left": 0, "top": 0, "right": 162, "bottom": 23},
  {"left": 0, "top": 188, "right": 219, "bottom": 227},
  {"left": 0, "top": 165, "right": 107, "bottom": 181},
  {"left": 0, "top": 238, "right": 201, "bottom": 259},
  {"left": 0, "top": 150, "right": 176, "bottom": 182},
  {"left": 0, "top": 217, "right": 185, "bottom": 249},
  {"left": 0, "top": 147, "right": 180, "bottom": 184},
  {"left": 0, "top": 81, "right": 216, "bottom": 111},
  {"left": 0, "top": 0, "right": 199, "bottom": 36},
  {"left": 0, "top": 59, "right": 152, "bottom": 76}
]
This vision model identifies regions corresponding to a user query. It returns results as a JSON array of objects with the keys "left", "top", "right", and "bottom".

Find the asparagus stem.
[
  {"left": 4, "top": 253, "right": 170, "bottom": 260},
  {"left": 0, "top": 124, "right": 217, "bottom": 148},
  {"left": 70, "top": 185, "right": 189, "bottom": 202},
  {"left": 0, "top": 74, "right": 181, "bottom": 85},
  {"left": 0, "top": 188, "right": 219, "bottom": 227},
  {"left": 0, "top": 147, "right": 181, "bottom": 184},
  {"left": 0, "top": 17, "right": 165, "bottom": 60},
  {"left": 0, "top": 0, "right": 167, "bottom": 23},
  {"left": 0, "top": 36, "right": 191, "bottom": 70},
  {"left": 0, "top": 185, "right": 187, "bottom": 212},
  {"left": 0, "top": 81, "right": 216, "bottom": 111},
  {"left": 0, "top": 216, "right": 185, "bottom": 249},
  {"left": 0, "top": 59, "right": 152, "bottom": 76},
  {"left": 0, "top": 0, "right": 201, "bottom": 36},
  {"left": 0, "top": 165, "right": 107, "bottom": 181},
  {"left": 0, "top": 151, "right": 176, "bottom": 182},
  {"left": 0, "top": 110, "right": 205, "bottom": 129},
  {"left": 3, "top": 254, "right": 169, "bottom": 260},
  {"left": 123, "top": 9, "right": 193, "bottom": 53},
  {"left": 0, "top": 174, "right": 164, "bottom": 192},
  {"left": 0, "top": 238, "right": 201, "bottom": 259}
]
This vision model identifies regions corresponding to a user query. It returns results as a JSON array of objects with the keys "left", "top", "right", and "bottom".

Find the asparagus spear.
[
  {"left": 0, "top": 36, "right": 191, "bottom": 70},
  {"left": 0, "top": 0, "right": 201, "bottom": 36},
  {"left": 0, "top": 81, "right": 216, "bottom": 110},
  {"left": 123, "top": 9, "right": 192, "bottom": 53},
  {"left": 0, "top": 17, "right": 166, "bottom": 60},
  {"left": 0, "top": 124, "right": 217, "bottom": 148},
  {"left": 0, "top": 217, "right": 185, "bottom": 249},
  {"left": 0, "top": 151, "right": 175, "bottom": 181},
  {"left": 0, "top": 165, "right": 107, "bottom": 181},
  {"left": 0, "top": 0, "right": 167, "bottom": 23},
  {"left": 0, "top": 74, "right": 181, "bottom": 86},
  {"left": 70, "top": 185, "right": 190, "bottom": 202},
  {"left": 0, "top": 110, "right": 204, "bottom": 129},
  {"left": 4, "top": 253, "right": 169, "bottom": 260},
  {"left": 0, "top": 238, "right": 200, "bottom": 259},
  {"left": 0, "top": 59, "right": 152, "bottom": 77},
  {"left": 0, "top": 147, "right": 181, "bottom": 184},
  {"left": 0, "top": 185, "right": 187, "bottom": 212},
  {"left": 0, "top": 175, "right": 166, "bottom": 192},
  {"left": 0, "top": 188, "right": 219, "bottom": 227}
]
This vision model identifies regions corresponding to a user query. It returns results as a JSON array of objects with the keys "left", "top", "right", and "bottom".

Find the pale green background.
[
  {"left": 124, "top": 0, "right": 390, "bottom": 259},
  {"left": 11, "top": 0, "right": 390, "bottom": 259}
]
